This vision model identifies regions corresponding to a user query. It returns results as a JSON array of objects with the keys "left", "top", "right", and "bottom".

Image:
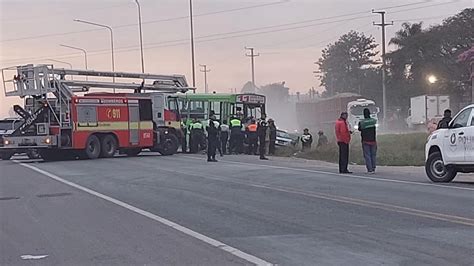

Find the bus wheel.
[
  {"left": 100, "top": 135, "right": 117, "bottom": 158},
  {"left": 157, "top": 134, "right": 179, "bottom": 156},
  {"left": 0, "top": 152, "right": 14, "bottom": 160},
  {"left": 124, "top": 148, "right": 141, "bottom": 157},
  {"left": 85, "top": 135, "right": 101, "bottom": 159}
]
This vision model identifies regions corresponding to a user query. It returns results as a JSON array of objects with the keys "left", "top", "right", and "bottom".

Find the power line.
[
  {"left": 0, "top": 0, "right": 290, "bottom": 43},
  {"left": 0, "top": 0, "right": 439, "bottom": 44},
  {"left": 0, "top": 14, "right": 375, "bottom": 65},
  {"left": 0, "top": 3, "right": 131, "bottom": 23},
  {"left": 0, "top": 3, "right": 461, "bottom": 65}
]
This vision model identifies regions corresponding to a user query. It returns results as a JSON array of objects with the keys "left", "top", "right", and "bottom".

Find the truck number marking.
[{"left": 106, "top": 108, "right": 121, "bottom": 119}]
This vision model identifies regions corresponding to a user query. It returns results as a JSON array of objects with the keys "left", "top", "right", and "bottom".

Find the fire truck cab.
[{"left": 1, "top": 64, "right": 191, "bottom": 161}]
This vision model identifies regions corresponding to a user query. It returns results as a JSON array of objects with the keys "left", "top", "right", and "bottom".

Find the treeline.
[{"left": 317, "top": 8, "right": 473, "bottom": 112}]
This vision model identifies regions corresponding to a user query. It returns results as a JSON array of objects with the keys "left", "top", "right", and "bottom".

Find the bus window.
[
  {"left": 189, "top": 100, "right": 208, "bottom": 119},
  {"left": 209, "top": 101, "right": 221, "bottom": 120}
]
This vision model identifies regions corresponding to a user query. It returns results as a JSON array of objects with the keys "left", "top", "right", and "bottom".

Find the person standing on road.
[
  {"left": 211, "top": 117, "right": 223, "bottom": 157},
  {"left": 300, "top": 128, "right": 313, "bottom": 152},
  {"left": 229, "top": 116, "right": 242, "bottom": 154},
  {"left": 335, "top": 112, "right": 352, "bottom": 174},
  {"left": 257, "top": 114, "right": 269, "bottom": 160},
  {"left": 220, "top": 120, "right": 230, "bottom": 155},
  {"left": 206, "top": 117, "right": 219, "bottom": 162},
  {"left": 437, "top": 109, "right": 452, "bottom": 129},
  {"left": 268, "top": 119, "right": 277, "bottom": 155},
  {"left": 190, "top": 119, "right": 204, "bottom": 153},
  {"left": 358, "top": 108, "right": 377, "bottom": 174},
  {"left": 246, "top": 119, "right": 258, "bottom": 155}
]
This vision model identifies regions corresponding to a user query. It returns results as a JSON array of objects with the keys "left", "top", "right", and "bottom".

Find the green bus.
[{"left": 177, "top": 93, "right": 266, "bottom": 124}]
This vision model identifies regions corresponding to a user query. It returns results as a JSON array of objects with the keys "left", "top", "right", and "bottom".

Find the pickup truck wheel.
[
  {"left": 425, "top": 152, "right": 456, "bottom": 182},
  {"left": 0, "top": 152, "right": 14, "bottom": 160},
  {"left": 85, "top": 135, "right": 101, "bottom": 159},
  {"left": 100, "top": 135, "right": 117, "bottom": 158}
]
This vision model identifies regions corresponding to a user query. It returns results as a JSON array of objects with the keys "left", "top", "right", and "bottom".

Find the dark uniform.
[
  {"left": 268, "top": 120, "right": 277, "bottom": 155},
  {"left": 206, "top": 119, "right": 219, "bottom": 162},
  {"left": 220, "top": 122, "right": 230, "bottom": 155},
  {"left": 190, "top": 121, "right": 204, "bottom": 153},
  {"left": 229, "top": 118, "right": 243, "bottom": 154},
  {"left": 257, "top": 117, "right": 268, "bottom": 160},
  {"left": 246, "top": 122, "right": 258, "bottom": 155}
]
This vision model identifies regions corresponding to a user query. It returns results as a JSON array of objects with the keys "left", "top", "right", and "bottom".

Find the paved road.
[{"left": 1, "top": 153, "right": 473, "bottom": 265}]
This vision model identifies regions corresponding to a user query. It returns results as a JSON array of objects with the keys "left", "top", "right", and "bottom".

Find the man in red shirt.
[{"left": 335, "top": 112, "right": 352, "bottom": 174}]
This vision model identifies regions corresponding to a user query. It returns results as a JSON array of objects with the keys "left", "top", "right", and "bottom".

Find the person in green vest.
[
  {"left": 189, "top": 118, "right": 204, "bottom": 153},
  {"left": 358, "top": 108, "right": 377, "bottom": 174},
  {"left": 229, "top": 116, "right": 243, "bottom": 154}
]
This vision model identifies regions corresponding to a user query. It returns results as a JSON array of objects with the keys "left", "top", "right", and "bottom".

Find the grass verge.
[{"left": 275, "top": 133, "right": 427, "bottom": 166}]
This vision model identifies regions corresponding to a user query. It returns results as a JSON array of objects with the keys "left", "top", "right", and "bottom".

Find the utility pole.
[
  {"left": 245, "top": 47, "right": 259, "bottom": 92},
  {"left": 189, "top": 0, "right": 196, "bottom": 88},
  {"left": 200, "top": 64, "right": 211, "bottom": 93},
  {"left": 373, "top": 10, "right": 393, "bottom": 127}
]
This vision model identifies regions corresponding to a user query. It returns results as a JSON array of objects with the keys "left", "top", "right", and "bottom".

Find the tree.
[
  {"left": 386, "top": 8, "right": 474, "bottom": 110},
  {"left": 317, "top": 31, "right": 379, "bottom": 96}
]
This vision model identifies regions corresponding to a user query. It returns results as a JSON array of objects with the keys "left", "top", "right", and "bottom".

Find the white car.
[{"left": 425, "top": 104, "right": 474, "bottom": 182}]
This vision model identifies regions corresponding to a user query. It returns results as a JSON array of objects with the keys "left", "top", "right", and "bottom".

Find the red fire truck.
[{"left": 0, "top": 64, "right": 191, "bottom": 161}]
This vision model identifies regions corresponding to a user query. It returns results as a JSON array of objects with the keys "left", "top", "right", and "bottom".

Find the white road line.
[
  {"left": 181, "top": 155, "right": 474, "bottom": 192},
  {"left": 16, "top": 161, "right": 273, "bottom": 266}
]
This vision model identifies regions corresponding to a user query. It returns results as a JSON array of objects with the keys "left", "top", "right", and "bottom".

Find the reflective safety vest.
[
  {"left": 220, "top": 124, "right": 230, "bottom": 132},
  {"left": 191, "top": 122, "right": 203, "bottom": 130},
  {"left": 247, "top": 124, "right": 257, "bottom": 132},
  {"left": 359, "top": 118, "right": 377, "bottom": 130},
  {"left": 230, "top": 119, "right": 241, "bottom": 128}
]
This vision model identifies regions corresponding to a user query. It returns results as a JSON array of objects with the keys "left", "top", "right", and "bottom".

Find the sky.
[{"left": 0, "top": 0, "right": 471, "bottom": 118}]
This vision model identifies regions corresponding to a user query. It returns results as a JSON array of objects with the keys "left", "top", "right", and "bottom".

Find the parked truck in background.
[
  {"left": 406, "top": 95, "right": 450, "bottom": 130},
  {"left": 296, "top": 93, "right": 379, "bottom": 132}
]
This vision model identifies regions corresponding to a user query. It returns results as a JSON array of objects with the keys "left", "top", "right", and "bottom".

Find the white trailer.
[{"left": 406, "top": 95, "right": 450, "bottom": 129}]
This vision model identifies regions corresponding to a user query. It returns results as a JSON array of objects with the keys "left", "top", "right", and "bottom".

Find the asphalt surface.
[{"left": 1, "top": 153, "right": 473, "bottom": 265}]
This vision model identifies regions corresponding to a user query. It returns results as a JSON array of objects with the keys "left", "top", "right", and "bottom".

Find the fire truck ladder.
[{"left": 2, "top": 64, "right": 193, "bottom": 147}]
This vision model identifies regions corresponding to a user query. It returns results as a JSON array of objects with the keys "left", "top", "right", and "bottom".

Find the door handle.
[{"left": 458, "top": 132, "right": 464, "bottom": 135}]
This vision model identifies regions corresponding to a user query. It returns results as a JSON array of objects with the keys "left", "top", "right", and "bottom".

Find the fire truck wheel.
[
  {"left": 0, "top": 152, "right": 14, "bottom": 160},
  {"left": 100, "top": 135, "right": 117, "bottom": 158},
  {"left": 85, "top": 135, "right": 101, "bottom": 159},
  {"left": 157, "top": 134, "right": 179, "bottom": 156},
  {"left": 124, "top": 148, "right": 141, "bottom": 157},
  {"left": 27, "top": 149, "right": 41, "bottom": 159},
  {"left": 39, "top": 150, "right": 60, "bottom": 161}
]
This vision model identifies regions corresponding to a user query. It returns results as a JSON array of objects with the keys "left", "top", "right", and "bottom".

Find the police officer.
[
  {"left": 180, "top": 120, "right": 188, "bottom": 153},
  {"left": 206, "top": 116, "right": 219, "bottom": 162},
  {"left": 246, "top": 119, "right": 258, "bottom": 155},
  {"left": 257, "top": 114, "right": 269, "bottom": 160},
  {"left": 220, "top": 120, "right": 230, "bottom": 155},
  {"left": 268, "top": 118, "right": 277, "bottom": 155},
  {"left": 229, "top": 116, "right": 242, "bottom": 154},
  {"left": 190, "top": 119, "right": 204, "bottom": 153}
]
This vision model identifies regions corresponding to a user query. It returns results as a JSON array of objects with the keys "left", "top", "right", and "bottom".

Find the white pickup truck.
[{"left": 425, "top": 104, "right": 474, "bottom": 182}]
